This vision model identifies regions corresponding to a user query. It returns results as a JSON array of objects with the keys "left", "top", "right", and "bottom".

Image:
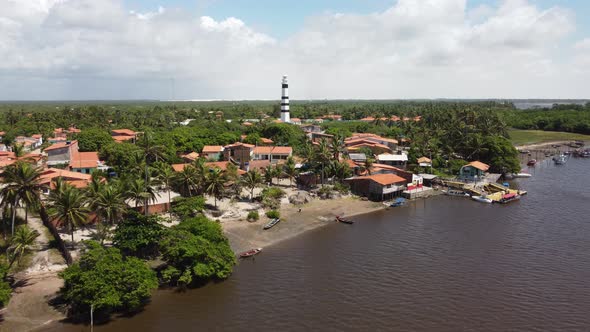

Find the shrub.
[
  {"left": 318, "top": 185, "right": 333, "bottom": 196},
  {"left": 171, "top": 196, "right": 206, "bottom": 219},
  {"left": 333, "top": 182, "right": 350, "bottom": 194},
  {"left": 261, "top": 187, "right": 285, "bottom": 200},
  {"left": 247, "top": 211, "right": 259, "bottom": 221},
  {"left": 266, "top": 210, "right": 280, "bottom": 219},
  {"left": 112, "top": 212, "right": 166, "bottom": 259}
]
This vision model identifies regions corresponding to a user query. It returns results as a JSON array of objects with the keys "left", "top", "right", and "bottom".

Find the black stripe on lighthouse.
[{"left": 282, "top": 84, "right": 288, "bottom": 88}]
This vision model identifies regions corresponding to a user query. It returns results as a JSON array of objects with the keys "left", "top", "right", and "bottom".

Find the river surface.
[{"left": 51, "top": 157, "right": 590, "bottom": 332}]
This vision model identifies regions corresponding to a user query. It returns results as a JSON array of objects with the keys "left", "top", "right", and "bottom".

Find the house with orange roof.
[
  {"left": 417, "top": 157, "right": 432, "bottom": 167},
  {"left": 15, "top": 134, "right": 43, "bottom": 151},
  {"left": 111, "top": 129, "right": 137, "bottom": 143},
  {"left": 252, "top": 146, "right": 293, "bottom": 162},
  {"left": 223, "top": 142, "right": 255, "bottom": 167},
  {"left": 171, "top": 162, "right": 246, "bottom": 175},
  {"left": 459, "top": 161, "right": 490, "bottom": 181},
  {"left": 290, "top": 118, "right": 302, "bottom": 125},
  {"left": 360, "top": 116, "right": 375, "bottom": 122},
  {"left": 39, "top": 168, "right": 93, "bottom": 193},
  {"left": 45, "top": 140, "right": 79, "bottom": 166},
  {"left": 181, "top": 152, "right": 200, "bottom": 163},
  {"left": 70, "top": 151, "right": 107, "bottom": 174},
  {"left": 346, "top": 141, "right": 392, "bottom": 155},
  {"left": 201, "top": 145, "right": 224, "bottom": 160},
  {"left": 345, "top": 173, "right": 407, "bottom": 201}
]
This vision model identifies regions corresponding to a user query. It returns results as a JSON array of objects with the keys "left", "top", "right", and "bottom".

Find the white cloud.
[{"left": 0, "top": 0, "right": 587, "bottom": 100}]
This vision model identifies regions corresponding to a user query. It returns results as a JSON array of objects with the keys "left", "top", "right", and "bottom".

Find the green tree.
[
  {"left": 242, "top": 169, "right": 263, "bottom": 201},
  {"left": 205, "top": 168, "right": 225, "bottom": 208},
  {"left": 47, "top": 182, "right": 90, "bottom": 243},
  {"left": 112, "top": 212, "right": 165, "bottom": 259},
  {"left": 7, "top": 225, "right": 40, "bottom": 270},
  {"left": 283, "top": 157, "right": 298, "bottom": 187},
  {"left": 0, "top": 263, "right": 11, "bottom": 307},
  {"left": 0, "top": 161, "right": 43, "bottom": 235},
  {"left": 59, "top": 241, "right": 158, "bottom": 318},
  {"left": 170, "top": 196, "right": 206, "bottom": 219},
  {"left": 172, "top": 165, "right": 201, "bottom": 197},
  {"left": 155, "top": 162, "right": 175, "bottom": 213},
  {"left": 74, "top": 128, "right": 113, "bottom": 152}
]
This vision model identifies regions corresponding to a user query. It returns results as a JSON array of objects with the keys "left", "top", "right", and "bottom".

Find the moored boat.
[
  {"left": 513, "top": 172, "right": 532, "bottom": 178},
  {"left": 239, "top": 248, "right": 262, "bottom": 258},
  {"left": 497, "top": 193, "right": 521, "bottom": 204},
  {"left": 263, "top": 218, "right": 281, "bottom": 230},
  {"left": 336, "top": 216, "right": 354, "bottom": 224},
  {"left": 471, "top": 195, "right": 492, "bottom": 204},
  {"left": 389, "top": 197, "right": 406, "bottom": 207},
  {"left": 526, "top": 159, "right": 537, "bottom": 166},
  {"left": 553, "top": 154, "right": 567, "bottom": 165},
  {"left": 443, "top": 189, "right": 470, "bottom": 197}
]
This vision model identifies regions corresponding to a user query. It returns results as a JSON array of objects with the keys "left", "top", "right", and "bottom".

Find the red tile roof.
[
  {"left": 353, "top": 173, "right": 407, "bottom": 186},
  {"left": 70, "top": 152, "right": 100, "bottom": 169},
  {"left": 202, "top": 145, "right": 223, "bottom": 153},
  {"left": 466, "top": 161, "right": 490, "bottom": 171},
  {"left": 253, "top": 146, "right": 293, "bottom": 155},
  {"left": 111, "top": 129, "right": 136, "bottom": 136},
  {"left": 171, "top": 163, "right": 190, "bottom": 172},
  {"left": 112, "top": 136, "right": 134, "bottom": 142},
  {"left": 260, "top": 138, "right": 274, "bottom": 144}
]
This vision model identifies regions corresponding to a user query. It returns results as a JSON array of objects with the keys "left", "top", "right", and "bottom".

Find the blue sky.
[{"left": 1, "top": 0, "right": 589, "bottom": 100}]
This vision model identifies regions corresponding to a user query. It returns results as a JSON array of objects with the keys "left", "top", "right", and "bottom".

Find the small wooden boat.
[
  {"left": 526, "top": 159, "right": 537, "bottom": 166},
  {"left": 513, "top": 172, "right": 532, "bottom": 178},
  {"left": 263, "top": 218, "right": 280, "bottom": 230},
  {"left": 389, "top": 197, "right": 405, "bottom": 207},
  {"left": 336, "top": 216, "right": 354, "bottom": 224},
  {"left": 553, "top": 154, "right": 567, "bottom": 165},
  {"left": 497, "top": 193, "right": 521, "bottom": 204},
  {"left": 472, "top": 195, "right": 492, "bottom": 204},
  {"left": 239, "top": 248, "right": 262, "bottom": 258}
]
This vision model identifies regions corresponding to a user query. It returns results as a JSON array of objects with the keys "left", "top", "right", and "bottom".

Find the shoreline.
[
  {"left": 221, "top": 196, "right": 385, "bottom": 254},
  {"left": 514, "top": 140, "right": 588, "bottom": 150}
]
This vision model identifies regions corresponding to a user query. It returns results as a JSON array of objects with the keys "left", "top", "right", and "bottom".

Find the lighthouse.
[{"left": 280, "top": 75, "right": 290, "bottom": 123}]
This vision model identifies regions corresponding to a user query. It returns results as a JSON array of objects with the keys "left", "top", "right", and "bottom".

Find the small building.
[
  {"left": 348, "top": 153, "right": 367, "bottom": 163},
  {"left": 69, "top": 151, "right": 107, "bottom": 174},
  {"left": 417, "top": 157, "right": 432, "bottom": 167},
  {"left": 377, "top": 152, "right": 408, "bottom": 168},
  {"left": 252, "top": 146, "right": 293, "bottom": 162},
  {"left": 290, "top": 118, "right": 302, "bottom": 125},
  {"left": 223, "top": 142, "right": 255, "bottom": 167},
  {"left": 346, "top": 173, "right": 407, "bottom": 201},
  {"left": 459, "top": 161, "right": 490, "bottom": 181},
  {"left": 39, "top": 168, "right": 93, "bottom": 193},
  {"left": 201, "top": 146, "right": 224, "bottom": 161},
  {"left": 45, "top": 140, "right": 79, "bottom": 166},
  {"left": 181, "top": 152, "right": 200, "bottom": 163},
  {"left": 300, "top": 124, "right": 322, "bottom": 133},
  {"left": 111, "top": 129, "right": 137, "bottom": 143}
]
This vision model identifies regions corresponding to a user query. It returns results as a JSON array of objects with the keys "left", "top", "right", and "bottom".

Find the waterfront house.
[
  {"left": 45, "top": 140, "right": 79, "bottom": 166},
  {"left": 459, "top": 161, "right": 490, "bottom": 181},
  {"left": 111, "top": 129, "right": 137, "bottom": 143},
  {"left": 345, "top": 173, "right": 407, "bottom": 201},
  {"left": 201, "top": 145, "right": 224, "bottom": 160}
]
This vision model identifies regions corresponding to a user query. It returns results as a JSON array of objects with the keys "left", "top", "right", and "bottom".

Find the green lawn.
[{"left": 508, "top": 129, "right": 590, "bottom": 146}]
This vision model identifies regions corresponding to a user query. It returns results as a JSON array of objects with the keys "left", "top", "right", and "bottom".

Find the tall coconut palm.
[
  {"left": 7, "top": 225, "right": 40, "bottom": 269},
  {"left": 330, "top": 134, "right": 345, "bottom": 160},
  {"left": 242, "top": 169, "right": 263, "bottom": 201},
  {"left": 315, "top": 139, "right": 332, "bottom": 184},
  {"left": 155, "top": 163, "right": 174, "bottom": 211},
  {"left": 205, "top": 168, "right": 225, "bottom": 208},
  {"left": 172, "top": 165, "right": 200, "bottom": 197},
  {"left": 92, "top": 184, "right": 127, "bottom": 226},
  {"left": 47, "top": 182, "right": 90, "bottom": 244},
  {"left": 0, "top": 161, "right": 43, "bottom": 235},
  {"left": 283, "top": 157, "right": 298, "bottom": 187},
  {"left": 123, "top": 177, "right": 157, "bottom": 215}
]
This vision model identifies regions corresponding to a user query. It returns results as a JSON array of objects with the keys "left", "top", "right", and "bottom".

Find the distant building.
[
  {"left": 45, "top": 140, "right": 79, "bottom": 166},
  {"left": 201, "top": 146, "right": 224, "bottom": 160},
  {"left": 111, "top": 129, "right": 137, "bottom": 143},
  {"left": 252, "top": 146, "right": 293, "bottom": 162}
]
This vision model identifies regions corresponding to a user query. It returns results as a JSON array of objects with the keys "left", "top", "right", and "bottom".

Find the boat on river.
[
  {"left": 472, "top": 195, "right": 493, "bottom": 204},
  {"left": 389, "top": 198, "right": 406, "bottom": 207},
  {"left": 497, "top": 193, "right": 521, "bottom": 204},
  {"left": 527, "top": 159, "right": 537, "bottom": 166},
  {"left": 239, "top": 248, "right": 262, "bottom": 258},
  {"left": 553, "top": 154, "right": 567, "bottom": 165},
  {"left": 263, "top": 218, "right": 281, "bottom": 230},
  {"left": 443, "top": 189, "right": 470, "bottom": 197},
  {"left": 513, "top": 172, "right": 532, "bottom": 178},
  {"left": 336, "top": 216, "right": 354, "bottom": 224}
]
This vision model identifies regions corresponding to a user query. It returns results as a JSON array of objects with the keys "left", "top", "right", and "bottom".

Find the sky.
[{"left": 1, "top": 0, "right": 589, "bottom": 100}]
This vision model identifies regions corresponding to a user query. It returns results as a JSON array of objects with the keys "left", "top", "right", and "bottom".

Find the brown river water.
[{"left": 49, "top": 156, "right": 590, "bottom": 332}]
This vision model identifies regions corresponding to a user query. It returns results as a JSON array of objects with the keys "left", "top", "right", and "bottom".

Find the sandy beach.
[{"left": 221, "top": 196, "right": 385, "bottom": 253}]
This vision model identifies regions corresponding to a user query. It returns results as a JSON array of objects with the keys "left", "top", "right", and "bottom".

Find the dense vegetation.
[{"left": 507, "top": 103, "right": 590, "bottom": 135}]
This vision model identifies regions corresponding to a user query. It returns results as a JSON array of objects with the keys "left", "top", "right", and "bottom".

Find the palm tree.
[
  {"left": 330, "top": 134, "right": 345, "bottom": 160},
  {"left": 172, "top": 165, "right": 200, "bottom": 197},
  {"left": 123, "top": 177, "right": 157, "bottom": 215},
  {"left": 205, "top": 168, "right": 225, "bottom": 208},
  {"left": 362, "top": 158, "right": 374, "bottom": 175},
  {"left": 0, "top": 161, "right": 43, "bottom": 235},
  {"left": 47, "top": 182, "right": 90, "bottom": 244},
  {"left": 283, "top": 157, "right": 298, "bottom": 187},
  {"left": 155, "top": 163, "right": 174, "bottom": 211},
  {"left": 92, "top": 184, "right": 127, "bottom": 226},
  {"left": 242, "top": 169, "right": 263, "bottom": 201},
  {"left": 11, "top": 143, "right": 26, "bottom": 159},
  {"left": 315, "top": 139, "right": 331, "bottom": 184},
  {"left": 7, "top": 225, "right": 40, "bottom": 270},
  {"left": 264, "top": 165, "right": 274, "bottom": 185}
]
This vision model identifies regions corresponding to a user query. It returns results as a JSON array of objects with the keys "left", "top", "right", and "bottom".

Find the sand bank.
[{"left": 221, "top": 196, "right": 385, "bottom": 254}]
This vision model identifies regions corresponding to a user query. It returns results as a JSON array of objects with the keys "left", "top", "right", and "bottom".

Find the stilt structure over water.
[{"left": 280, "top": 75, "right": 290, "bottom": 123}]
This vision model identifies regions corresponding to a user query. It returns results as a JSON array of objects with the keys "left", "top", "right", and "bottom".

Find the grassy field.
[{"left": 509, "top": 129, "right": 590, "bottom": 146}]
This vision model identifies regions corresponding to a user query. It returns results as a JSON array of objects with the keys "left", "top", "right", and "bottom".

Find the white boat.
[
  {"left": 472, "top": 195, "right": 493, "bottom": 204},
  {"left": 553, "top": 154, "right": 567, "bottom": 165},
  {"left": 513, "top": 173, "right": 532, "bottom": 178},
  {"left": 443, "top": 189, "right": 470, "bottom": 197}
]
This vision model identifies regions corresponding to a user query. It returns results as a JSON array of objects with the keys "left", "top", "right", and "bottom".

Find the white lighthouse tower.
[{"left": 280, "top": 75, "right": 290, "bottom": 123}]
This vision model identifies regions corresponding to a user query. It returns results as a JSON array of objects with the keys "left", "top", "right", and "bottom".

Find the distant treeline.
[{"left": 507, "top": 103, "right": 590, "bottom": 135}]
